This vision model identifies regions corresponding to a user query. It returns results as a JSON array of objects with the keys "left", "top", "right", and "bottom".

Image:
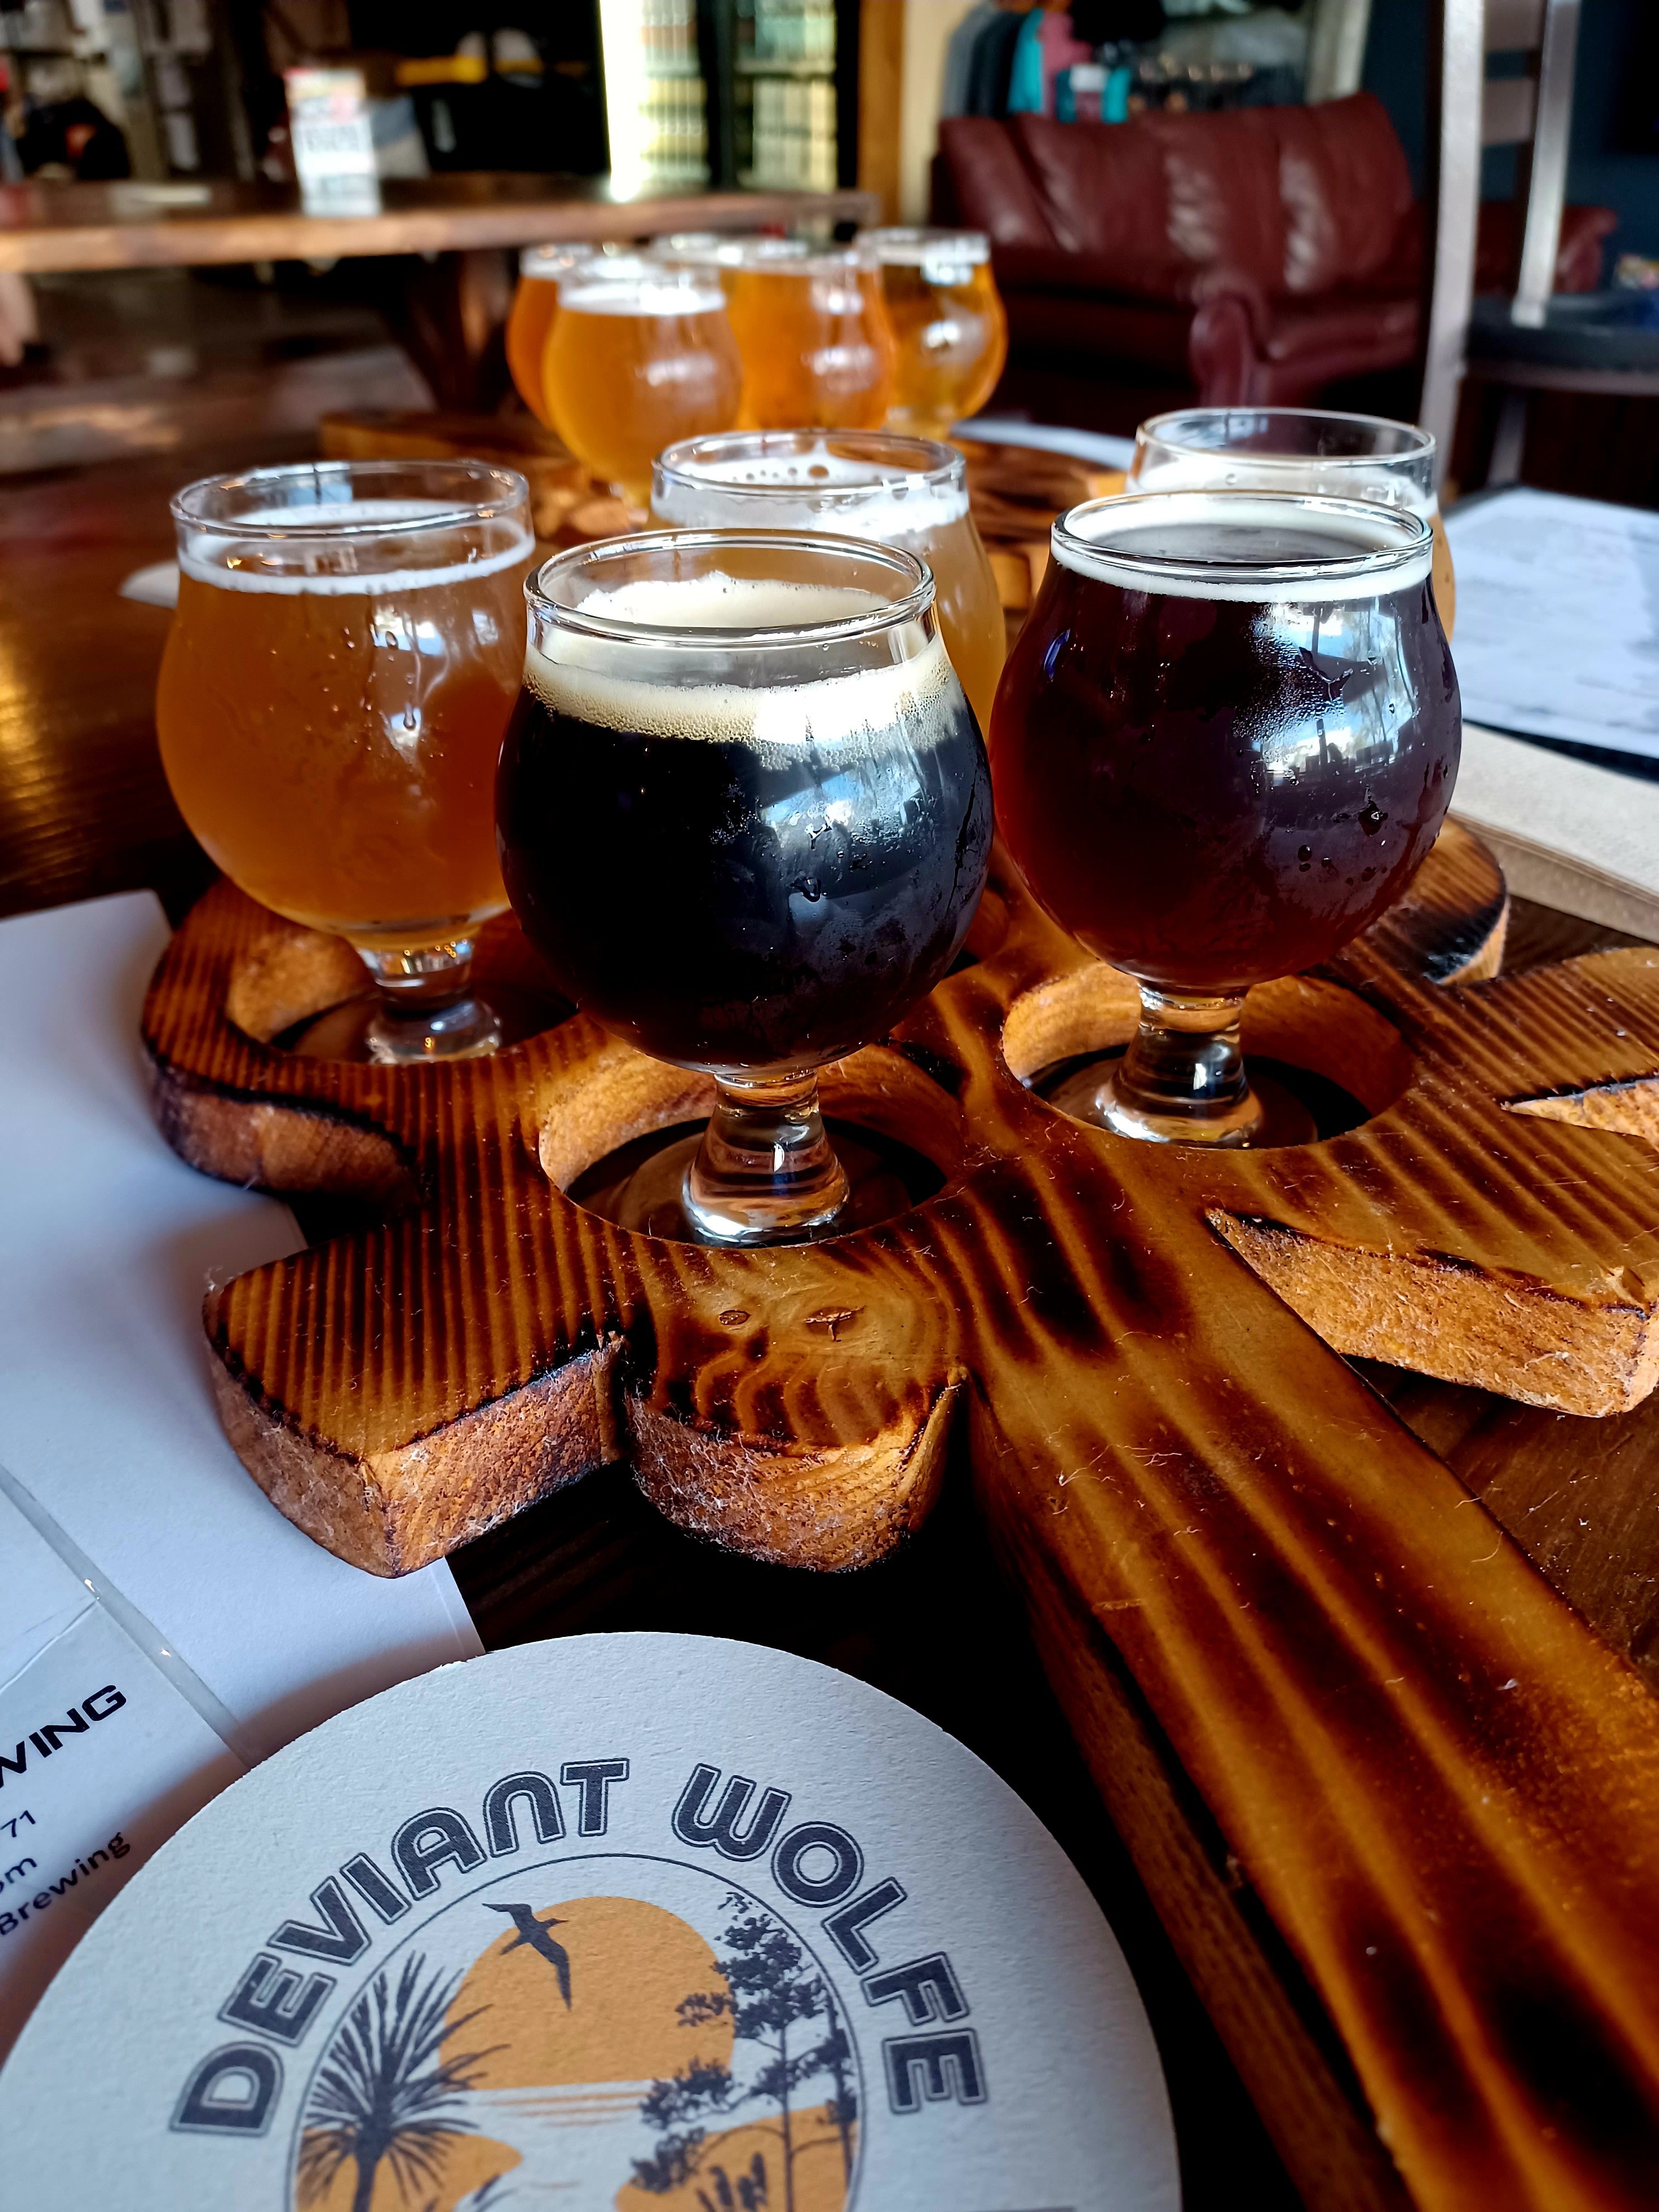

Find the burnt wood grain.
[{"left": 138, "top": 811, "right": 1659, "bottom": 2204}]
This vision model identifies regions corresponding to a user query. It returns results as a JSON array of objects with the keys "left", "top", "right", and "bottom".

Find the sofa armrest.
[{"left": 1187, "top": 291, "right": 1265, "bottom": 408}]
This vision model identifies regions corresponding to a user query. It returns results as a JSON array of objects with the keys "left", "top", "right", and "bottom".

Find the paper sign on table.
[
  {"left": 1443, "top": 487, "right": 1659, "bottom": 761},
  {"left": 0, "top": 1632, "right": 1179, "bottom": 2210},
  {"left": 0, "top": 893, "right": 480, "bottom": 2047},
  {"left": 0, "top": 1470, "right": 243, "bottom": 2060}
]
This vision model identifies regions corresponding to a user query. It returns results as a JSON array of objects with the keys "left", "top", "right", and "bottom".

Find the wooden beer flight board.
[{"left": 140, "top": 431, "right": 1659, "bottom": 2210}]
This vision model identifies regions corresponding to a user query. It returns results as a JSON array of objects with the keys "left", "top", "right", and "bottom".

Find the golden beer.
[
  {"left": 156, "top": 462, "right": 534, "bottom": 1061},
  {"left": 1128, "top": 407, "right": 1457, "bottom": 636},
  {"left": 504, "top": 244, "right": 596, "bottom": 425},
  {"left": 862, "top": 228, "right": 1008, "bottom": 440},
  {"left": 651, "top": 427, "right": 1005, "bottom": 733},
  {"left": 719, "top": 242, "right": 897, "bottom": 432},
  {"left": 543, "top": 259, "right": 742, "bottom": 509}
]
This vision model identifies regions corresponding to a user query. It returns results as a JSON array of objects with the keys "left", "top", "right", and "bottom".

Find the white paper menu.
[
  {"left": 0, "top": 1634, "right": 1180, "bottom": 2210},
  {"left": 1443, "top": 487, "right": 1659, "bottom": 760},
  {"left": 0, "top": 892, "right": 481, "bottom": 2055}
]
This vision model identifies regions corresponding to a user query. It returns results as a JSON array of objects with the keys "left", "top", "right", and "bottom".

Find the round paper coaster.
[{"left": 0, "top": 1632, "right": 1178, "bottom": 2210}]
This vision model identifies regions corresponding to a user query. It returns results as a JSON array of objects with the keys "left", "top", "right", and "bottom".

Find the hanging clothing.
[
  {"left": 1008, "top": 7, "right": 1094, "bottom": 119},
  {"left": 941, "top": 4, "right": 1001, "bottom": 119},
  {"left": 966, "top": 8, "right": 1025, "bottom": 118},
  {"left": 1005, "top": 8, "right": 1047, "bottom": 114}
]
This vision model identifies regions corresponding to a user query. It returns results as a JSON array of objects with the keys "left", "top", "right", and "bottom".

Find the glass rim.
[
  {"left": 528, "top": 529, "right": 936, "bottom": 647},
  {"left": 654, "top": 234, "right": 871, "bottom": 273},
  {"left": 1054, "top": 488, "right": 1434, "bottom": 587},
  {"left": 170, "top": 457, "right": 530, "bottom": 539},
  {"left": 554, "top": 253, "right": 728, "bottom": 301},
  {"left": 654, "top": 427, "right": 966, "bottom": 503},
  {"left": 859, "top": 225, "right": 991, "bottom": 264},
  {"left": 519, "top": 241, "right": 600, "bottom": 278},
  {"left": 1138, "top": 406, "right": 1437, "bottom": 468}
]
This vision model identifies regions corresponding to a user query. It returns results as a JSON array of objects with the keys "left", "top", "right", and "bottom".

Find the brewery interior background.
[{"left": 0, "top": 0, "right": 1655, "bottom": 495}]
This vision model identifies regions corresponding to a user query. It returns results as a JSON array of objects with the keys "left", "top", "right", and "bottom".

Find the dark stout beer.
[
  {"left": 497, "top": 571, "right": 992, "bottom": 1077},
  {"left": 990, "top": 495, "right": 1460, "bottom": 996}
]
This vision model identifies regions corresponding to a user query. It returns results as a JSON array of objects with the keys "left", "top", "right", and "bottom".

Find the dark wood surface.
[
  {"left": 0, "top": 174, "right": 880, "bottom": 275},
  {"left": 9, "top": 444, "right": 1659, "bottom": 2211}
]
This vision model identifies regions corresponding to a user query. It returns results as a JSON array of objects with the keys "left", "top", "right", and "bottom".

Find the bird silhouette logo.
[{"left": 483, "top": 1900, "right": 573, "bottom": 2009}]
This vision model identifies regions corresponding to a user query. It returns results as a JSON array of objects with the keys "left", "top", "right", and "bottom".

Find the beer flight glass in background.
[
  {"left": 541, "top": 257, "right": 742, "bottom": 514},
  {"left": 861, "top": 228, "right": 1008, "bottom": 441},
  {"left": 1128, "top": 408, "right": 1457, "bottom": 637},
  {"left": 649, "top": 427, "right": 1005, "bottom": 733},
  {"left": 990, "top": 489, "right": 1460, "bottom": 1146},
  {"left": 719, "top": 239, "right": 896, "bottom": 431},
  {"left": 497, "top": 531, "right": 992, "bottom": 1244},
  {"left": 504, "top": 243, "right": 595, "bottom": 426},
  {"left": 156, "top": 460, "right": 533, "bottom": 1061},
  {"left": 507, "top": 225, "right": 1007, "bottom": 482}
]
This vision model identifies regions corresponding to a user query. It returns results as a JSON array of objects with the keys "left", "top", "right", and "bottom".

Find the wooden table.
[
  {"left": 0, "top": 174, "right": 879, "bottom": 407},
  {"left": 4, "top": 446, "right": 1654, "bottom": 2212}
]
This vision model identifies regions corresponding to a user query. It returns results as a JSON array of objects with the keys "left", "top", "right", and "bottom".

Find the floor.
[{"left": 0, "top": 266, "right": 430, "bottom": 478}]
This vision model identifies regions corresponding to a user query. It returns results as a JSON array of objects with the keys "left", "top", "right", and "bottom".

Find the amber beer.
[
  {"left": 721, "top": 242, "right": 896, "bottom": 431},
  {"left": 861, "top": 228, "right": 1008, "bottom": 439},
  {"left": 156, "top": 467, "right": 531, "bottom": 954},
  {"left": 650, "top": 427, "right": 1006, "bottom": 733},
  {"left": 991, "top": 493, "right": 1460, "bottom": 994},
  {"left": 504, "top": 243, "right": 596, "bottom": 426},
  {"left": 542, "top": 258, "right": 742, "bottom": 509}
]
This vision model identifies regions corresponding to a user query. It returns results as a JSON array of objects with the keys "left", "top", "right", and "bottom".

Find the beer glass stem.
[
  {"left": 356, "top": 940, "right": 503, "bottom": 1064},
  {"left": 1098, "top": 988, "right": 1263, "bottom": 1148},
  {"left": 682, "top": 1072, "right": 851, "bottom": 1244}
]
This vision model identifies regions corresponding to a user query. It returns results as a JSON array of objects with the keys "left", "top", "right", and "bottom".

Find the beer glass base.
[
  {"left": 354, "top": 939, "right": 503, "bottom": 1064},
  {"left": 611, "top": 1074, "right": 852, "bottom": 1245},
  {"left": 1055, "top": 987, "right": 1292, "bottom": 1150}
]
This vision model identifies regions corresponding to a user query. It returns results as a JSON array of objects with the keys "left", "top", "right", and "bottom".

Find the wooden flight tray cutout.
[
  {"left": 143, "top": 832, "right": 1659, "bottom": 2206},
  {"left": 140, "top": 820, "right": 1659, "bottom": 1582}
]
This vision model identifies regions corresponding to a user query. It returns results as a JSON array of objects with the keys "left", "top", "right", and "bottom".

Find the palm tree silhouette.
[
  {"left": 482, "top": 1901, "right": 573, "bottom": 2008},
  {"left": 297, "top": 1953, "right": 497, "bottom": 2212}
]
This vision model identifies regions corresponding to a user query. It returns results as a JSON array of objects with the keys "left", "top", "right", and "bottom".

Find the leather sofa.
[{"left": 934, "top": 93, "right": 1614, "bottom": 419}]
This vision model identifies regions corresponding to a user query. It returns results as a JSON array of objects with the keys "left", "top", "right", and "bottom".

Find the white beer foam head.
[
  {"left": 526, "top": 569, "right": 959, "bottom": 754},
  {"left": 576, "top": 572, "right": 884, "bottom": 630},
  {"left": 559, "top": 274, "right": 726, "bottom": 317},
  {"left": 1131, "top": 446, "right": 1437, "bottom": 518},
  {"left": 862, "top": 227, "right": 991, "bottom": 267},
  {"left": 653, "top": 442, "right": 968, "bottom": 537},
  {"left": 179, "top": 499, "right": 533, "bottom": 595},
  {"left": 1053, "top": 492, "right": 1433, "bottom": 604}
]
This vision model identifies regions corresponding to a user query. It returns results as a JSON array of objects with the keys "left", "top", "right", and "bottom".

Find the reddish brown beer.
[{"left": 990, "top": 493, "right": 1460, "bottom": 998}]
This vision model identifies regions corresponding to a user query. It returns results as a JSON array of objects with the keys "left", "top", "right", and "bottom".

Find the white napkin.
[
  {"left": 0, "top": 891, "right": 481, "bottom": 1761},
  {"left": 117, "top": 562, "right": 179, "bottom": 609}
]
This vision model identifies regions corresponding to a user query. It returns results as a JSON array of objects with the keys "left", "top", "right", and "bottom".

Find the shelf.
[{"left": 734, "top": 56, "right": 836, "bottom": 78}]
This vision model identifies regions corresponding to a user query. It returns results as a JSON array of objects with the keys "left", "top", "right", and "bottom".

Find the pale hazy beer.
[
  {"left": 718, "top": 242, "right": 896, "bottom": 431},
  {"left": 651, "top": 427, "right": 1006, "bottom": 733},
  {"left": 542, "top": 258, "right": 742, "bottom": 508},
  {"left": 156, "top": 463, "right": 532, "bottom": 956},
  {"left": 861, "top": 228, "right": 1008, "bottom": 440},
  {"left": 504, "top": 243, "right": 596, "bottom": 426}
]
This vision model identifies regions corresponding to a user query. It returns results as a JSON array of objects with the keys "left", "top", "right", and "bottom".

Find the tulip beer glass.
[
  {"left": 504, "top": 243, "right": 596, "bottom": 426},
  {"left": 157, "top": 460, "right": 534, "bottom": 1061},
  {"left": 719, "top": 241, "right": 897, "bottom": 432},
  {"left": 542, "top": 257, "right": 742, "bottom": 511},
  {"left": 990, "top": 489, "right": 1460, "bottom": 1146},
  {"left": 497, "top": 531, "right": 993, "bottom": 1243},
  {"left": 860, "top": 227, "right": 1008, "bottom": 440},
  {"left": 1128, "top": 407, "right": 1457, "bottom": 635},
  {"left": 650, "top": 427, "right": 1005, "bottom": 734}
]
